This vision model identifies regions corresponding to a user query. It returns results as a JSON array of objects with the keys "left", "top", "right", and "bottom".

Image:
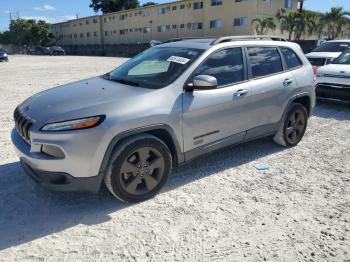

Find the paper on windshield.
[{"left": 167, "top": 56, "right": 190, "bottom": 64}]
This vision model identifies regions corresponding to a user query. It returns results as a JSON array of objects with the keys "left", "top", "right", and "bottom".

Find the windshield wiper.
[{"left": 110, "top": 78, "right": 140, "bottom": 87}]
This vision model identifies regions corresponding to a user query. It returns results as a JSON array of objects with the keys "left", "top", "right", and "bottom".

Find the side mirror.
[{"left": 186, "top": 75, "right": 218, "bottom": 91}]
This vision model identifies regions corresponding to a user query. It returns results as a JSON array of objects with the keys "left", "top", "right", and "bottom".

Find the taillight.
[{"left": 312, "top": 65, "right": 317, "bottom": 75}]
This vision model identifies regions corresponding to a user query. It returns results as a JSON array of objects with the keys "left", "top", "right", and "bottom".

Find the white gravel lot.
[{"left": 0, "top": 55, "right": 349, "bottom": 262}]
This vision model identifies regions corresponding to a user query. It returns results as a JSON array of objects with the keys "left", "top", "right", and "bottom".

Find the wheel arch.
[
  {"left": 292, "top": 95, "right": 311, "bottom": 116},
  {"left": 98, "top": 124, "right": 184, "bottom": 176}
]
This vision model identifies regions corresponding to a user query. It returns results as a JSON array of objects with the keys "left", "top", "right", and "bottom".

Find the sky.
[{"left": 0, "top": 0, "right": 350, "bottom": 31}]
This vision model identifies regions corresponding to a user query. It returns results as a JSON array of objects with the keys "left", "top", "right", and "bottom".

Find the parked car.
[
  {"left": 0, "top": 48, "right": 9, "bottom": 62},
  {"left": 49, "top": 46, "right": 65, "bottom": 56},
  {"left": 12, "top": 36, "right": 315, "bottom": 202},
  {"left": 316, "top": 48, "right": 350, "bottom": 104},
  {"left": 306, "top": 40, "right": 350, "bottom": 66},
  {"left": 27, "top": 46, "right": 50, "bottom": 55}
]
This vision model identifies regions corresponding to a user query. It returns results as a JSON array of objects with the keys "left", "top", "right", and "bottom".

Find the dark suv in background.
[{"left": 0, "top": 48, "right": 9, "bottom": 62}]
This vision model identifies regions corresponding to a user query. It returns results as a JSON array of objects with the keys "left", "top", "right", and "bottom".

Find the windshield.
[
  {"left": 108, "top": 47, "right": 203, "bottom": 89},
  {"left": 333, "top": 50, "right": 350, "bottom": 65},
  {"left": 312, "top": 42, "right": 350, "bottom": 52}
]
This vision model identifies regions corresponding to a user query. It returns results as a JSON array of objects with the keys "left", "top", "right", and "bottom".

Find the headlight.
[
  {"left": 3, "top": 54, "right": 7, "bottom": 57},
  {"left": 41, "top": 115, "right": 105, "bottom": 131}
]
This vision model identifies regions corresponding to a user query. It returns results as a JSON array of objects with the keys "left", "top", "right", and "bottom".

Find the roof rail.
[
  {"left": 211, "top": 35, "right": 287, "bottom": 45},
  {"left": 163, "top": 37, "right": 215, "bottom": 44}
]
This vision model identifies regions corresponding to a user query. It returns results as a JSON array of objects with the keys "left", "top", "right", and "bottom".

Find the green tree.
[
  {"left": 0, "top": 19, "right": 53, "bottom": 46},
  {"left": 321, "top": 7, "right": 350, "bottom": 39},
  {"left": 277, "top": 10, "right": 303, "bottom": 40},
  {"left": 142, "top": 2, "right": 157, "bottom": 7},
  {"left": 251, "top": 17, "right": 276, "bottom": 35},
  {"left": 90, "top": 0, "right": 140, "bottom": 14}
]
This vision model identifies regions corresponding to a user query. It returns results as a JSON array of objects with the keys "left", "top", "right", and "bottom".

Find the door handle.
[
  {"left": 283, "top": 78, "right": 294, "bottom": 86},
  {"left": 233, "top": 89, "right": 248, "bottom": 97}
]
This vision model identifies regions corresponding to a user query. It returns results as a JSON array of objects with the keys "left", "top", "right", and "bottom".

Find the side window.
[
  {"left": 247, "top": 47, "right": 283, "bottom": 78},
  {"left": 281, "top": 47, "right": 302, "bottom": 69},
  {"left": 194, "top": 48, "right": 244, "bottom": 87}
]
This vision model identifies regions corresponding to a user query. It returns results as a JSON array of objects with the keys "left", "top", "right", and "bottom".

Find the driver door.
[{"left": 182, "top": 47, "right": 253, "bottom": 154}]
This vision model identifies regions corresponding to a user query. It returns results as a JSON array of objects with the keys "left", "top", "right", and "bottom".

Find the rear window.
[
  {"left": 247, "top": 47, "right": 283, "bottom": 78},
  {"left": 281, "top": 48, "right": 302, "bottom": 69},
  {"left": 312, "top": 42, "right": 350, "bottom": 52}
]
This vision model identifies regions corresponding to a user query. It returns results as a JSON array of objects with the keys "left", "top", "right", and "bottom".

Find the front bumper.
[
  {"left": 0, "top": 56, "right": 8, "bottom": 61},
  {"left": 316, "top": 82, "right": 350, "bottom": 105},
  {"left": 11, "top": 128, "right": 105, "bottom": 193},
  {"left": 20, "top": 158, "right": 102, "bottom": 193}
]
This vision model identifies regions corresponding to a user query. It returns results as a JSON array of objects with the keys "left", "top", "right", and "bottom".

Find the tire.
[
  {"left": 273, "top": 103, "right": 308, "bottom": 147},
  {"left": 104, "top": 134, "right": 172, "bottom": 203}
]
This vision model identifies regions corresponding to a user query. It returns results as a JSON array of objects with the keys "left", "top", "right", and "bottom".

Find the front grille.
[
  {"left": 316, "top": 83, "right": 350, "bottom": 102},
  {"left": 14, "top": 107, "right": 34, "bottom": 144},
  {"left": 308, "top": 57, "right": 326, "bottom": 66}
]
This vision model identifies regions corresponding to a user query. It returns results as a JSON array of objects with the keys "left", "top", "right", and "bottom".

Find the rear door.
[{"left": 245, "top": 46, "right": 298, "bottom": 136}]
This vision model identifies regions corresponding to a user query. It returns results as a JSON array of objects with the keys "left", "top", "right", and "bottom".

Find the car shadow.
[
  {"left": 314, "top": 101, "right": 350, "bottom": 121},
  {"left": 0, "top": 137, "right": 284, "bottom": 251}
]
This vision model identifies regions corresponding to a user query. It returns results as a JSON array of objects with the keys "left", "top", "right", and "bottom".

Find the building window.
[
  {"left": 233, "top": 17, "right": 248, "bottom": 26},
  {"left": 79, "top": 21, "right": 83, "bottom": 26},
  {"left": 113, "top": 30, "right": 117, "bottom": 34},
  {"left": 192, "top": 22, "right": 203, "bottom": 30},
  {"left": 172, "top": 24, "right": 177, "bottom": 29},
  {"left": 93, "top": 18, "right": 98, "bottom": 23},
  {"left": 80, "top": 33, "right": 84, "bottom": 38},
  {"left": 105, "top": 31, "right": 108, "bottom": 36},
  {"left": 158, "top": 8, "right": 166, "bottom": 15},
  {"left": 86, "top": 20, "right": 90, "bottom": 25},
  {"left": 119, "top": 14, "right": 127, "bottom": 20},
  {"left": 74, "top": 33, "right": 77, "bottom": 38},
  {"left": 262, "top": 0, "right": 271, "bottom": 3},
  {"left": 180, "top": 4, "right": 185, "bottom": 9},
  {"left": 143, "top": 27, "right": 151, "bottom": 33},
  {"left": 120, "top": 29, "right": 128, "bottom": 35},
  {"left": 172, "top": 6, "right": 177, "bottom": 10},
  {"left": 211, "top": 0, "right": 223, "bottom": 6},
  {"left": 94, "top": 32, "right": 98, "bottom": 37},
  {"left": 158, "top": 25, "right": 166, "bottom": 32},
  {"left": 235, "top": 0, "right": 247, "bottom": 2},
  {"left": 87, "top": 32, "right": 90, "bottom": 37},
  {"left": 104, "top": 18, "right": 107, "bottom": 23},
  {"left": 284, "top": 0, "right": 292, "bottom": 8},
  {"left": 144, "top": 10, "right": 150, "bottom": 16},
  {"left": 180, "top": 24, "right": 185, "bottom": 29},
  {"left": 193, "top": 2, "right": 204, "bottom": 9},
  {"left": 210, "top": 19, "right": 222, "bottom": 28}
]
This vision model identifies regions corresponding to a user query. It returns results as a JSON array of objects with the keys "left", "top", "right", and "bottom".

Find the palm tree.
[
  {"left": 277, "top": 10, "right": 302, "bottom": 40},
  {"left": 321, "top": 7, "right": 350, "bottom": 39},
  {"left": 251, "top": 17, "right": 276, "bottom": 35}
]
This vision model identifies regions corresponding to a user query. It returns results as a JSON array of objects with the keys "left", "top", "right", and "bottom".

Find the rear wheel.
[
  {"left": 273, "top": 103, "right": 308, "bottom": 147},
  {"left": 104, "top": 134, "right": 172, "bottom": 203}
]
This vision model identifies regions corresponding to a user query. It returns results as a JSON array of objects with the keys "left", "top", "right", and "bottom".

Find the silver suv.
[{"left": 12, "top": 36, "right": 315, "bottom": 202}]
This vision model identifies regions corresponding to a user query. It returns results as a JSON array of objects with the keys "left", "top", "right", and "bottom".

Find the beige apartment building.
[{"left": 50, "top": 0, "right": 300, "bottom": 46}]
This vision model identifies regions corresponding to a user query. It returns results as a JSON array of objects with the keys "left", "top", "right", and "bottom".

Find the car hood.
[
  {"left": 18, "top": 76, "right": 153, "bottom": 125},
  {"left": 317, "top": 64, "right": 350, "bottom": 77},
  {"left": 305, "top": 52, "right": 342, "bottom": 59}
]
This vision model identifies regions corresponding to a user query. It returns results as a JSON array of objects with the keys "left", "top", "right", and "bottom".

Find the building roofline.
[{"left": 50, "top": 0, "right": 199, "bottom": 25}]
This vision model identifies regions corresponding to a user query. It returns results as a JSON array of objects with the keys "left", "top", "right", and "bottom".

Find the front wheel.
[
  {"left": 104, "top": 134, "right": 172, "bottom": 203},
  {"left": 273, "top": 103, "right": 308, "bottom": 147}
]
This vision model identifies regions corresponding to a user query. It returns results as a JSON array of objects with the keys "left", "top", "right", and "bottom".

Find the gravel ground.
[{"left": 0, "top": 55, "right": 349, "bottom": 262}]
